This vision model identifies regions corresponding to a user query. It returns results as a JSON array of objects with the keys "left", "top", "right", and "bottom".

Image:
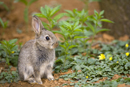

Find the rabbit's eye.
[{"left": 46, "top": 36, "right": 50, "bottom": 40}]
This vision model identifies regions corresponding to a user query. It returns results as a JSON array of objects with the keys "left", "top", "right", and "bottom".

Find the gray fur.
[{"left": 18, "top": 16, "right": 58, "bottom": 84}]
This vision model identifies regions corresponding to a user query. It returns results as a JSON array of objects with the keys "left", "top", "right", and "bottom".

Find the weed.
[
  {"left": 35, "top": 5, "right": 65, "bottom": 31},
  {"left": 54, "top": 9, "right": 113, "bottom": 73},
  {"left": 0, "top": 39, "right": 20, "bottom": 66},
  {"left": 0, "top": 67, "right": 18, "bottom": 83},
  {"left": 14, "top": 0, "right": 37, "bottom": 27},
  {"left": 0, "top": 2, "right": 9, "bottom": 11},
  {"left": 0, "top": 18, "right": 8, "bottom": 29}
]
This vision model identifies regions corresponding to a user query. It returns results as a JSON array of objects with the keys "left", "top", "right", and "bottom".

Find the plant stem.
[{"left": 88, "top": 34, "right": 95, "bottom": 55}]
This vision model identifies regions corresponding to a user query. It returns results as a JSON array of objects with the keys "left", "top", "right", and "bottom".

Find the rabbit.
[{"left": 18, "top": 15, "right": 58, "bottom": 84}]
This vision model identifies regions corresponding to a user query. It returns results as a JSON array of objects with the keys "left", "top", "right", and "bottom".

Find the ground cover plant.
[
  {"left": 0, "top": 4, "right": 130, "bottom": 87},
  {"left": 58, "top": 40, "right": 130, "bottom": 86},
  {"left": 0, "top": 66, "right": 18, "bottom": 83}
]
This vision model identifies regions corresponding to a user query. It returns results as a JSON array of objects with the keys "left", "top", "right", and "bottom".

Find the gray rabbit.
[{"left": 18, "top": 15, "right": 58, "bottom": 84}]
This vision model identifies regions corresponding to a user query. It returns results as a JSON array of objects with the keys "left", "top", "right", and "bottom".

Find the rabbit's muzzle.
[{"left": 53, "top": 42, "right": 59, "bottom": 48}]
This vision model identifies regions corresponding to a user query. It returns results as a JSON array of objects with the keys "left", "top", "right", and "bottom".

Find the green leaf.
[
  {"left": 70, "top": 83, "right": 75, "bottom": 86},
  {"left": 81, "top": 9, "right": 85, "bottom": 17},
  {"left": 0, "top": 2, "right": 9, "bottom": 11},
  {"left": 9, "top": 39, "right": 18, "bottom": 44},
  {"left": 94, "top": 10, "right": 98, "bottom": 16},
  {"left": 100, "top": 19, "right": 114, "bottom": 23},
  {"left": 64, "top": 78, "right": 69, "bottom": 81},
  {"left": 60, "top": 44, "right": 66, "bottom": 49},
  {"left": 74, "top": 29, "right": 82, "bottom": 32},
  {"left": 125, "top": 62, "right": 130, "bottom": 70},
  {"left": 42, "top": 22, "right": 49, "bottom": 30},
  {"left": 52, "top": 31, "right": 63, "bottom": 35},
  {"left": 29, "top": 0, "right": 37, "bottom": 6},
  {"left": 68, "top": 45, "right": 77, "bottom": 50},
  {"left": 74, "top": 24, "right": 82, "bottom": 30},
  {"left": 87, "top": 58, "right": 96, "bottom": 64},
  {"left": 111, "top": 80, "right": 118, "bottom": 87},
  {"left": 35, "top": 13, "right": 46, "bottom": 18},
  {"left": 50, "top": 5, "right": 61, "bottom": 17},
  {"left": 86, "top": 22, "right": 95, "bottom": 33},
  {"left": 0, "top": 2, "right": 3, "bottom": 4},
  {"left": 53, "top": 13, "right": 65, "bottom": 21},
  {"left": 74, "top": 36, "right": 87, "bottom": 39},
  {"left": 96, "top": 29, "right": 109, "bottom": 33},
  {"left": 59, "top": 26, "right": 68, "bottom": 34},
  {"left": 12, "top": 71, "right": 16, "bottom": 75},
  {"left": 73, "top": 21, "right": 79, "bottom": 28},
  {"left": 19, "top": 0, "right": 28, "bottom": 5},
  {"left": 55, "top": 59, "right": 63, "bottom": 64},
  {"left": 24, "top": 8, "right": 28, "bottom": 23},
  {"left": 99, "top": 10, "right": 104, "bottom": 16},
  {"left": 65, "top": 10, "right": 74, "bottom": 17},
  {"left": 0, "top": 18, "right": 4, "bottom": 28},
  {"left": 45, "top": 5, "right": 50, "bottom": 17},
  {"left": 6, "top": 58, "right": 10, "bottom": 65},
  {"left": 62, "top": 21, "right": 71, "bottom": 28},
  {"left": 40, "top": 7, "right": 47, "bottom": 18},
  {"left": 75, "top": 65, "right": 81, "bottom": 71},
  {"left": 124, "top": 78, "right": 130, "bottom": 82}
]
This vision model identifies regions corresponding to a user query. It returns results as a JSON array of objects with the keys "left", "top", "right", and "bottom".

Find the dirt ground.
[{"left": 0, "top": 0, "right": 130, "bottom": 87}]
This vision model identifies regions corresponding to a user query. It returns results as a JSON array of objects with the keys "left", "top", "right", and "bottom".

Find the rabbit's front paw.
[
  {"left": 36, "top": 79, "right": 43, "bottom": 84},
  {"left": 37, "top": 81, "right": 43, "bottom": 84},
  {"left": 28, "top": 78, "right": 36, "bottom": 84},
  {"left": 47, "top": 75, "right": 54, "bottom": 80}
]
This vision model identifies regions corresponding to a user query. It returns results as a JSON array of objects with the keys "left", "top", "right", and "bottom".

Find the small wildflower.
[
  {"left": 86, "top": 76, "right": 88, "bottom": 78},
  {"left": 116, "top": 61, "right": 119, "bottom": 63},
  {"left": 109, "top": 57, "right": 112, "bottom": 61},
  {"left": 98, "top": 54, "right": 105, "bottom": 60},
  {"left": 125, "top": 44, "right": 129, "bottom": 48},
  {"left": 126, "top": 52, "right": 129, "bottom": 56},
  {"left": 11, "top": 51, "right": 14, "bottom": 54}
]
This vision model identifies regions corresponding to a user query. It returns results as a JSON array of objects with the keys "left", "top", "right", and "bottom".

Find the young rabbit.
[{"left": 18, "top": 15, "right": 58, "bottom": 84}]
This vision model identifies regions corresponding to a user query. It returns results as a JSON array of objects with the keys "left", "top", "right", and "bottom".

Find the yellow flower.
[
  {"left": 116, "top": 61, "right": 119, "bottom": 63},
  {"left": 11, "top": 51, "right": 14, "bottom": 54},
  {"left": 98, "top": 54, "right": 105, "bottom": 60},
  {"left": 109, "top": 57, "right": 112, "bottom": 61},
  {"left": 86, "top": 76, "right": 88, "bottom": 78},
  {"left": 126, "top": 52, "right": 129, "bottom": 56},
  {"left": 125, "top": 44, "right": 129, "bottom": 48}
]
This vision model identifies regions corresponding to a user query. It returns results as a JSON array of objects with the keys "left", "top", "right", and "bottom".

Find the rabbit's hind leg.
[
  {"left": 23, "top": 66, "right": 36, "bottom": 84},
  {"left": 23, "top": 73, "right": 36, "bottom": 84},
  {"left": 45, "top": 65, "right": 54, "bottom": 80}
]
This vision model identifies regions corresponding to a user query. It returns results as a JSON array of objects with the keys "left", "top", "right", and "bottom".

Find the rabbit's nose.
[{"left": 53, "top": 42, "right": 59, "bottom": 48}]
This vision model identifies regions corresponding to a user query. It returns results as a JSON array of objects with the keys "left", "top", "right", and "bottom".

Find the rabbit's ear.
[{"left": 32, "top": 15, "right": 43, "bottom": 34}]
